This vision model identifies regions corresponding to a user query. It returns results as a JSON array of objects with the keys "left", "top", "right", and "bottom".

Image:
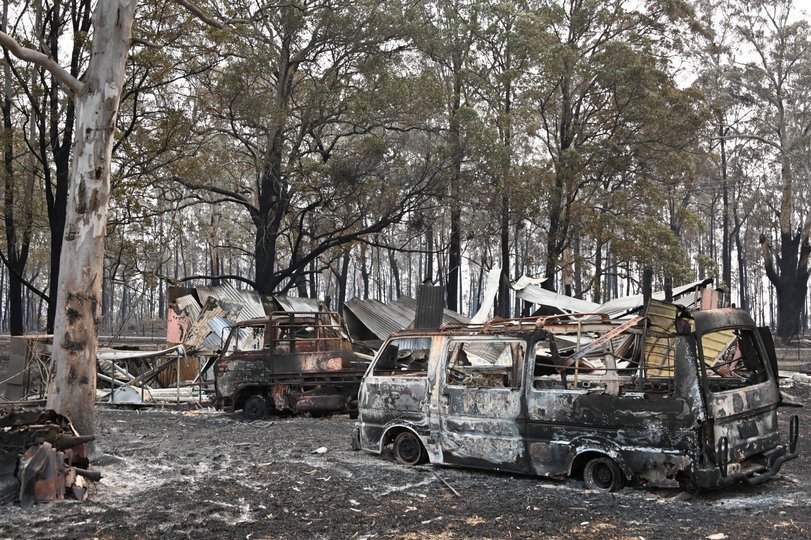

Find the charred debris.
[
  {"left": 0, "top": 278, "right": 804, "bottom": 505},
  {"left": 0, "top": 409, "right": 98, "bottom": 507}
]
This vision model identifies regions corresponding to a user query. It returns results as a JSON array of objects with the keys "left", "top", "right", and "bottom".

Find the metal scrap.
[{"left": 1, "top": 409, "right": 99, "bottom": 507}]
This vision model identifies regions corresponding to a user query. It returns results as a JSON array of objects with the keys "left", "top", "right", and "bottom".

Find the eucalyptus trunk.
[{"left": 46, "top": 0, "right": 138, "bottom": 450}]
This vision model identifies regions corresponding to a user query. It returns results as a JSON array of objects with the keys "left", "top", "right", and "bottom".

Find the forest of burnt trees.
[{"left": 1, "top": 0, "right": 810, "bottom": 341}]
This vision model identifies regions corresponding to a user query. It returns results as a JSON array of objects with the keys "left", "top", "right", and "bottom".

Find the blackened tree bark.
[
  {"left": 360, "top": 245, "right": 371, "bottom": 300},
  {"left": 389, "top": 248, "right": 402, "bottom": 299},
  {"left": 1, "top": 0, "right": 37, "bottom": 335},
  {"left": 336, "top": 247, "right": 351, "bottom": 312},
  {"left": 719, "top": 121, "right": 731, "bottom": 291},
  {"left": 760, "top": 187, "right": 810, "bottom": 340},
  {"left": 1, "top": 16, "right": 31, "bottom": 335},
  {"left": 642, "top": 265, "right": 653, "bottom": 308},
  {"left": 496, "top": 186, "right": 510, "bottom": 317}
]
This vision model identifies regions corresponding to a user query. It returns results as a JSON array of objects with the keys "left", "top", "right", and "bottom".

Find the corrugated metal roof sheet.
[
  {"left": 175, "top": 294, "right": 202, "bottom": 321},
  {"left": 184, "top": 302, "right": 231, "bottom": 351},
  {"left": 196, "top": 283, "right": 266, "bottom": 320},
  {"left": 596, "top": 278, "right": 713, "bottom": 319},
  {"left": 514, "top": 285, "right": 600, "bottom": 314},
  {"left": 471, "top": 267, "right": 501, "bottom": 324},
  {"left": 393, "top": 296, "right": 470, "bottom": 325},
  {"left": 273, "top": 295, "right": 324, "bottom": 313},
  {"left": 344, "top": 298, "right": 414, "bottom": 340}
]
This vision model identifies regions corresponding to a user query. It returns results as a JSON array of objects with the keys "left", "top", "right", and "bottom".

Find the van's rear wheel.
[
  {"left": 393, "top": 431, "right": 426, "bottom": 466},
  {"left": 583, "top": 457, "right": 624, "bottom": 492},
  {"left": 243, "top": 394, "right": 267, "bottom": 420}
]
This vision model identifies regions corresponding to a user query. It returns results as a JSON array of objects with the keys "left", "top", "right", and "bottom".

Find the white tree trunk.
[{"left": 46, "top": 0, "right": 138, "bottom": 448}]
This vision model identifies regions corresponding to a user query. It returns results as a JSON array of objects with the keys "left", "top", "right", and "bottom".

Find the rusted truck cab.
[
  {"left": 355, "top": 308, "right": 799, "bottom": 491},
  {"left": 214, "top": 311, "right": 368, "bottom": 419}
]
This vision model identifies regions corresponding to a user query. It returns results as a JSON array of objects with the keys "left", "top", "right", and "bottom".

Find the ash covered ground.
[{"left": 1, "top": 386, "right": 810, "bottom": 539}]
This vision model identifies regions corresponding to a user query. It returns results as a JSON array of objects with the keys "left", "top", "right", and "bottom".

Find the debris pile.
[{"left": 0, "top": 409, "right": 99, "bottom": 507}]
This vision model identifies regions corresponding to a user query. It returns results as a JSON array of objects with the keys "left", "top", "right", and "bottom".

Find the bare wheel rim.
[
  {"left": 584, "top": 457, "right": 622, "bottom": 491},
  {"left": 395, "top": 432, "right": 423, "bottom": 465},
  {"left": 244, "top": 395, "right": 266, "bottom": 420},
  {"left": 592, "top": 462, "right": 614, "bottom": 489}
]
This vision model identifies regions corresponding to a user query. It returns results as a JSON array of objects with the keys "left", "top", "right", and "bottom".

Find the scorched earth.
[{"left": 1, "top": 385, "right": 810, "bottom": 539}]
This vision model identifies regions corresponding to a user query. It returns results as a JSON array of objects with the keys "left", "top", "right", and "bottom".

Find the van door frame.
[{"left": 433, "top": 334, "right": 529, "bottom": 473}]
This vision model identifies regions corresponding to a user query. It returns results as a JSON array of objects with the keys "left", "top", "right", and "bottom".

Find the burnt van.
[
  {"left": 214, "top": 311, "right": 369, "bottom": 419},
  {"left": 353, "top": 305, "right": 799, "bottom": 491}
]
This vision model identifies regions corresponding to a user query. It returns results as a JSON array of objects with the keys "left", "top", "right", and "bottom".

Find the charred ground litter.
[{"left": 1, "top": 386, "right": 810, "bottom": 539}]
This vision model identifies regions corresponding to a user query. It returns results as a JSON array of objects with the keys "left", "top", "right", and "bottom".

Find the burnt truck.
[
  {"left": 353, "top": 304, "right": 799, "bottom": 491},
  {"left": 213, "top": 311, "right": 369, "bottom": 419}
]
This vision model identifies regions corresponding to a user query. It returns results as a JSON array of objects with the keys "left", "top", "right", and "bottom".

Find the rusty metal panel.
[
  {"left": 1, "top": 338, "right": 28, "bottom": 401},
  {"left": 183, "top": 301, "right": 231, "bottom": 351}
]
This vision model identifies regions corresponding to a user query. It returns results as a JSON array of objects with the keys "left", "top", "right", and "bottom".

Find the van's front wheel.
[
  {"left": 393, "top": 431, "right": 426, "bottom": 466},
  {"left": 583, "top": 457, "right": 624, "bottom": 492}
]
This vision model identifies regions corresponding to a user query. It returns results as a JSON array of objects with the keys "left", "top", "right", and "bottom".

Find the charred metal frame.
[
  {"left": 355, "top": 308, "right": 799, "bottom": 490},
  {"left": 213, "top": 311, "right": 369, "bottom": 416},
  {"left": 1, "top": 409, "right": 99, "bottom": 507}
]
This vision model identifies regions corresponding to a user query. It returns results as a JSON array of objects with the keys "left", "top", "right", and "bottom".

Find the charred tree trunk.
[
  {"left": 208, "top": 210, "right": 221, "bottom": 286},
  {"left": 43, "top": 0, "right": 138, "bottom": 450},
  {"left": 496, "top": 186, "right": 510, "bottom": 317},
  {"left": 735, "top": 217, "right": 747, "bottom": 311},
  {"left": 425, "top": 223, "right": 434, "bottom": 282},
  {"left": 761, "top": 227, "right": 810, "bottom": 340},
  {"left": 2, "top": 7, "right": 35, "bottom": 336},
  {"left": 389, "top": 248, "right": 402, "bottom": 299},
  {"left": 336, "top": 247, "right": 351, "bottom": 312},
  {"left": 593, "top": 239, "right": 604, "bottom": 304},
  {"left": 642, "top": 265, "right": 653, "bottom": 308},
  {"left": 360, "top": 245, "right": 370, "bottom": 300},
  {"left": 760, "top": 157, "right": 811, "bottom": 340},
  {"left": 251, "top": 33, "right": 297, "bottom": 295},
  {"left": 447, "top": 72, "right": 462, "bottom": 312},
  {"left": 720, "top": 122, "right": 731, "bottom": 291}
]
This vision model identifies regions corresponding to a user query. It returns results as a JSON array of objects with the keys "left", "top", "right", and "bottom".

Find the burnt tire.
[
  {"left": 393, "top": 431, "right": 426, "bottom": 466},
  {"left": 583, "top": 457, "right": 624, "bottom": 492},
  {"left": 243, "top": 394, "right": 267, "bottom": 420}
]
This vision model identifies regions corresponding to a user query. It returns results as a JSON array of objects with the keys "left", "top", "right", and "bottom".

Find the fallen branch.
[{"left": 432, "top": 471, "right": 460, "bottom": 497}]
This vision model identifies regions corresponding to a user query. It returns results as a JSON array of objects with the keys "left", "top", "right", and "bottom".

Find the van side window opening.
[
  {"left": 702, "top": 328, "right": 769, "bottom": 390},
  {"left": 373, "top": 337, "right": 431, "bottom": 376},
  {"left": 531, "top": 331, "right": 683, "bottom": 397},
  {"left": 445, "top": 340, "right": 524, "bottom": 388}
]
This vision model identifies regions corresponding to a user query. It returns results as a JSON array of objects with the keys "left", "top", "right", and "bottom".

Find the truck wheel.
[
  {"left": 243, "top": 394, "right": 267, "bottom": 420},
  {"left": 583, "top": 457, "right": 624, "bottom": 492},
  {"left": 393, "top": 431, "right": 426, "bottom": 466}
]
